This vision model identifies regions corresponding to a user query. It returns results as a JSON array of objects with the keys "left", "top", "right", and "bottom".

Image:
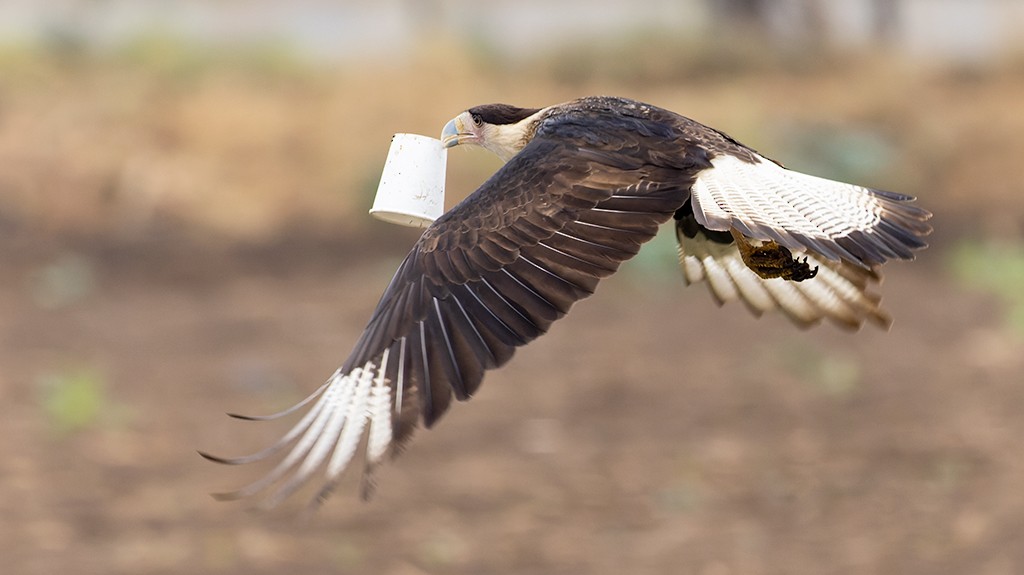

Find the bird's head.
[{"left": 441, "top": 103, "right": 544, "bottom": 162}]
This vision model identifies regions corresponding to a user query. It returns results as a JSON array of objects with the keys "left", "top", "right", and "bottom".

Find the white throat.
[{"left": 483, "top": 109, "right": 546, "bottom": 162}]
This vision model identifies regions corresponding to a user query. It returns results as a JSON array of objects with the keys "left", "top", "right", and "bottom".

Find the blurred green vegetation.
[
  {"left": 949, "top": 240, "right": 1024, "bottom": 336},
  {"left": 930, "top": 455, "right": 974, "bottom": 494},
  {"left": 114, "top": 33, "right": 309, "bottom": 79},
  {"left": 770, "top": 122, "right": 896, "bottom": 185},
  {"left": 655, "top": 477, "right": 703, "bottom": 514},
  {"left": 623, "top": 226, "right": 684, "bottom": 282},
  {"left": 37, "top": 366, "right": 108, "bottom": 434},
  {"left": 532, "top": 28, "right": 849, "bottom": 86},
  {"left": 416, "top": 529, "right": 469, "bottom": 569},
  {"left": 776, "top": 342, "right": 862, "bottom": 399},
  {"left": 0, "top": 33, "right": 1020, "bottom": 247},
  {"left": 1, "top": 28, "right": 310, "bottom": 78},
  {"left": 27, "top": 252, "right": 97, "bottom": 310}
]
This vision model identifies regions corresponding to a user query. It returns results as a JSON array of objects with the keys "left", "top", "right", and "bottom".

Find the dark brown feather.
[{"left": 338, "top": 105, "right": 709, "bottom": 448}]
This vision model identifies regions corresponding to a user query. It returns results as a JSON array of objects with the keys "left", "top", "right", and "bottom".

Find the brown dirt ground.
[{"left": 2, "top": 227, "right": 1023, "bottom": 575}]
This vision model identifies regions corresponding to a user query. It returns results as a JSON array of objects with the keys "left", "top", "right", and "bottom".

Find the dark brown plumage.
[{"left": 202, "top": 96, "right": 931, "bottom": 508}]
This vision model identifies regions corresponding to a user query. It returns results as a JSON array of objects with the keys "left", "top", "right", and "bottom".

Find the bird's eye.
[{"left": 471, "top": 113, "right": 483, "bottom": 127}]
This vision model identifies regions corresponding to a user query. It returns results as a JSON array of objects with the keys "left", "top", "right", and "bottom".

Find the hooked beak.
[{"left": 440, "top": 112, "right": 475, "bottom": 148}]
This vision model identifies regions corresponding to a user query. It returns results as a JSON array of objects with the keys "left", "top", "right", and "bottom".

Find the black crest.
[{"left": 468, "top": 103, "right": 541, "bottom": 126}]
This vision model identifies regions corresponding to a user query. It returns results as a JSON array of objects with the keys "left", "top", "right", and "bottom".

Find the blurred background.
[{"left": 2, "top": 1, "right": 1023, "bottom": 573}]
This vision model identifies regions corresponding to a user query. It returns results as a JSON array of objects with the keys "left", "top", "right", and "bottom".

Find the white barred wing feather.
[
  {"left": 691, "top": 155, "right": 931, "bottom": 267},
  {"left": 677, "top": 225, "right": 890, "bottom": 330},
  {"left": 202, "top": 359, "right": 395, "bottom": 508}
]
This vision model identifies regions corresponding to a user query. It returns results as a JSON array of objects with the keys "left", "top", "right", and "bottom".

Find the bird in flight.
[{"left": 202, "top": 96, "right": 931, "bottom": 509}]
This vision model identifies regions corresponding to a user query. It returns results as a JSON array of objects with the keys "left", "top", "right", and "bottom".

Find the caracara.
[{"left": 202, "top": 96, "right": 931, "bottom": 508}]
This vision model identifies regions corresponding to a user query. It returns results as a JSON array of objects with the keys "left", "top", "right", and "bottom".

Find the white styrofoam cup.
[{"left": 369, "top": 133, "right": 446, "bottom": 228}]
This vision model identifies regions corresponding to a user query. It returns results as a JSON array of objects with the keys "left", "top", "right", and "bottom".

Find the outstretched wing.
[
  {"left": 202, "top": 123, "right": 700, "bottom": 508},
  {"left": 675, "top": 210, "right": 892, "bottom": 330},
  {"left": 678, "top": 146, "right": 932, "bottom": 329},
  {"left": 690, "top": 154, "right": 932, "bottom": 268}
]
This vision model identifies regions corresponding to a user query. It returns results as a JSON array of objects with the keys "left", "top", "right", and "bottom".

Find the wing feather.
[
  {"left": 206, "top": 124, "right": 694, "bottom": 507},
  {"left": 691, "top": 154, "right": 931, "bottom": 267},
  {"left": 676, "top": 218, "right": 892, "bottom": 329}
]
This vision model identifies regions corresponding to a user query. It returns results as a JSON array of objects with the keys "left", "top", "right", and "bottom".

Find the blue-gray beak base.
[{"left": 441, "top": 118, "right": 461, "bottom": 148}]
